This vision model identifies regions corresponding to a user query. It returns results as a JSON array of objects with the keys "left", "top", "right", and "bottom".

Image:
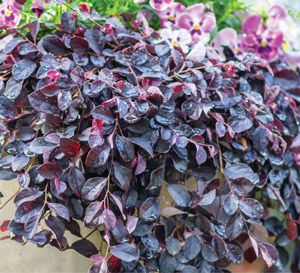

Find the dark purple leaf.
[
  {"left": 180, "top": 235, "right": 201, "bottom": 261},
  {"left": 147, "top": 165, "right": 164, "bottom": 194},
  {"left": 239, "top": 198, "right": 264, "bottom": 219},
  {"left": 115, "top": 135, "right": 135, "bottom": 162},
  {"left": 201, "top": 243, "right": 218, "bottom": 262},
  {"left": 128, "top": 137, "right": 153, "bottom": 157},
  {"left": 85, "top": 28, "right": 104, "bottom": 55},
  {"left": 43, "top": 35, "right": 69, "bottom": 56},
  {"left": 12, "top": 154, "right": 29, "bottom": 171},
  {"left": 102, "top": 209, "right": 117, "bottom": 230},
  {"left": 28, "top": 91, "right": 60, "bottom": 115},
  {"left": 48, "top": 202, "right": 70, "bottom": 222},
  {"left": 0, "top": 170, "right": 17, "bottom": 180},
  {"left": 229, "top": 116, "right": 253, "bottom": 133},
  {"left": 225, "top": 213, "right": 244, "bottom": 239},
  {"left": 45, "top": 215, "right": 65, "bottom": 242},
  {"left": 61, "top": 12, "right": 76, "bottom": 32},
  {"left": 224, "top": 194, "right": 239, "bottom": 215},
  {"left": 139, "top": 197, "right": 160, "bottom": 222},
  {"left": 68, "top": 166, "right": 86, "bottom": 197},
  {"left": 167, "top": 184, "right": 191, "bottom": 207},
  {"left": 72, "top": 239, "right": 98, "bottom": 257},
  {"left": 110, "top": 243, "right": 139, "bottom": 262},
  {"left": 224, "top": 163, "right": 259, "bottom": 184},
  {"left": 12, "top": 59, "right": 36, "bottom": 81},
  {"left": 81, "top": 177, "right": 107, "bottom": 201},
  {"left": 0, "top": 96, "right": 19, "bottom": 119},
  {"left": 259, "top": 242, "right": 278, "bottom": 267},
  {"left": 38, "top": 162, "right": 62, "bottom": 179},
  {"left": 4, "top": 38, "right": 24, "bottom": 53},
  {"left": 70, "top": 37, "right": 89, "bottom": 54},
  {"left": 4, "top": 78, "right": 23, "bottom": 99},
  {"left": 199, "top": 189, "right": 216, "bottom": 206},
  {"left": 29, "top": 20, "right": 40, "bottom": 43},
  {"left": 91, "top": 106, "right": 115, "bottom": 124},
  {"left": 166, "top": 237, "right": 180, "bottom": 256},
  {"left": 57, "top": 91, "right": 72, "bottom": 111},
  {"left": 29, "top": 137, "right": 56, "bottom": 154},
  {"left": 85, "top": 143, "right": 111, "bottom": 168},
  {"left": 195, "top": 144, "right": 207, "bottom": 165},
  {"left": 226, "top": 243, "right": 244, "bottom": 264},
  {"left": 113, "top": 161, "right": 132, "bottom": 190}
]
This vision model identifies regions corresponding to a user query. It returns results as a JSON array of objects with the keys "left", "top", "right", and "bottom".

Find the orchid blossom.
[
  {"left": 160, "top": 26, "right": 191, "bottom": 53},
  {"left": 150, "top": 0, "right": 173, "bottom": 11},
  {"left": 239, "top": 14, "right": 284, "bottom": 62},
  {"left": 212, "top": 4, "right": 288, "bottom": 63},
  {"left": 157, "top": 2, "right": 185, "bottom": 27},
  {"left": 0, "top": 0, "right": 21, "bottom": 29},
  {"left": 31, "top": 0, "right": 45, "bottom": 18},
  {"left": 176, "top": 4, "right": 216, "bottom": 43}
]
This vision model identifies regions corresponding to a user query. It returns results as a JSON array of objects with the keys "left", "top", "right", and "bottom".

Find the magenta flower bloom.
[
  {"left": 176, "top": 4, "right": 216, "bottom": 43},
  {"left": 0, "top": 1, "right": 21, "bottom": 29},
  {"left": 150, "top": 0, "right": 173, "bottom": 11},
  {"left": 31, "top": 0, "right": 45, "bottom": 18},
  {"left": 157, "top": 2, "right": 185, "bottom": 27},
  {"left": 240, "top": 15, "right": 283, "bottom": 62}
]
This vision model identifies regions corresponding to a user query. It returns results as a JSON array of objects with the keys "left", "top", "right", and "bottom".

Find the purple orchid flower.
[
  {"left": 211, "top": 28, "right": 242, "bottom": 60},
  {"left": 267, "top": 4, "right": 288, "bottom": 28},
  {"left": 31, "top": 0, "right": 45, "bottom": 18},
  {"left": 240, "top": 15, "right": 283, "bottom": 62},
  {"left": 0, "top": 1, "right": 21, "bottom": 29},
  {"left": 176, "top": 4, "right": 216, "bottom": 43},
  {"left": 157, "top": 2, "right": 185, "bottom": 27},
  {"left": 160, "top": 26, "right": 191, "bottom": 53},
  {"left": 150, "top": 0, "right": 173, "bottom": 11}
]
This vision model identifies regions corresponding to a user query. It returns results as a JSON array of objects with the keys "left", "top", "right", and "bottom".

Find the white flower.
[{"left": 160, "top": 27, "right": 192, "bottom": 53}]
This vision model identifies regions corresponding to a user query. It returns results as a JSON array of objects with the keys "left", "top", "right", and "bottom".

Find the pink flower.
[
  {"left": 31, "top": 0, "right": 45, "bottom": 18},
  {"left": 240, "top": 15, "right": 283, "bottom": 62},
  {"left": 176, "top": 4, "right": 216, "bottom": 43},
  {"left": 160, "top": 27, "right": 191, "bottom": 53},
  {"left": 47, "top": 70, "right": 61, "bottom": 83},
  {"left": 0, "top": 1, "right": 21, "bottom": 29},
  {"left": 187, "top": 42, "right": 206, "bottom": 63},
  {"left": 150, "top": 0, "right": 173, "bottom": 11},
  {"left": 267, "top": 4, "right": 287, "bottom": 28},
  {"left": 134, "top": 0, "right": 147, "bottom": 3},
  {"left": 211, "top": 28, "right": 243, "bottom": 60},
  {"left": 157, "top": 2, "right": 185, "bottom": 27}
]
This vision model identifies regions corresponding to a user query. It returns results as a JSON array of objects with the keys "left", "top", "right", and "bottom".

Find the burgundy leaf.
[
  {"left": 38, "top": 162, "right": 62, "bottom": 179},
  {"left": 60, "top": 138, "right": 81, "bottom": 157}
]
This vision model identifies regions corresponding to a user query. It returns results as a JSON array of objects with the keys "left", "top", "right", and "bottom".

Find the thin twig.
[{"left": 0, "top": 187, "right": 20, "bottom": 210}]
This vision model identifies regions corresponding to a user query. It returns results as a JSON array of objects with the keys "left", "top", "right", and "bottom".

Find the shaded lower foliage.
[{"left": 0, "top": 12, "right": 300, "bottom": 273}]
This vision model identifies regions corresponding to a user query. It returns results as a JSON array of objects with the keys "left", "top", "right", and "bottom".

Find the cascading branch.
[{"left": 0, "top": 10, "right": 300, "bottom": 273}]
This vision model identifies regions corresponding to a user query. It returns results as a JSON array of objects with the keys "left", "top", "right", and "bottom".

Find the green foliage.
[{"left": 90, "top": 0, "right": 143, "bottom": 17}]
